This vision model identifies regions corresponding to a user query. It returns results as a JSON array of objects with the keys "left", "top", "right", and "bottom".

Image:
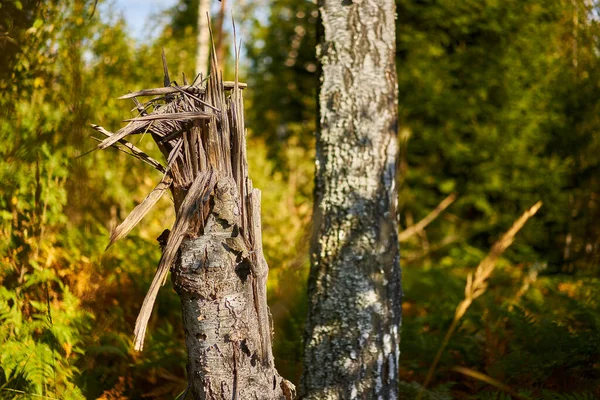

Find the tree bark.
[
  {"left": 173, "top": 179, "right": 295, "bottom": 399},
  {"left": 301, "top": 1, "right": 402, "bottom": 399}
]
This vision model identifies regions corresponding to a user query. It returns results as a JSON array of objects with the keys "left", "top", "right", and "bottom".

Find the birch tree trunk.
[
  {"left": 173, "top": 180, "right": 295, "bottom": 400},
  {"left": 301, "top": 1, "right": 402, "bottom": 399}
]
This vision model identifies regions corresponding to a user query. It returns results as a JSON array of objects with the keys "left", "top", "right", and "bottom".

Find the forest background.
[{"left": 1, "top": 0, "right": 599, "bottom": 399}]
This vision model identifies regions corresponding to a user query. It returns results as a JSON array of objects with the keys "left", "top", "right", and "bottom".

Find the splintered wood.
[{"left": 91, "top": 51, "right": 258, "bottom": 352}]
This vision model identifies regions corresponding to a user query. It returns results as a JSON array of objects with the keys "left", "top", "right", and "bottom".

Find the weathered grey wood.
[
  {"left": 94, "top": 45, "right": 292, "bottom": 397},
  {"left": 301, "top": 1, "right": 402, "bottom": 399},
  {"left": 117, "top": 81, "right": 248, "bottom": 100},
  {"left": 248, "top": 189, "right": 275, "bottom": 367},
  {"left": 123, "top": 111, "right": 212, "bottom": 122}
]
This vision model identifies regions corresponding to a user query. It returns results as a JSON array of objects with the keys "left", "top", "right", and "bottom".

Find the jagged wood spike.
[
  {"left": 106, "top": 174, "right": 173, "bottom": 250},
  {"left": 89, "top": 136, "right": 166, "bottom": 174},
  {"left": 188, "top": 128, "right": 199, "bottom": 177},
  {"left": 119, "top": 85, "right": 197, "bottom": 99},
  {"left": 183, "top": 130, "right": 193, "bottom": 183},
  {"left": 207, "top": 12, "right": 219, "bottom": 76},
  {"left": 96, "top": 120, "right": 151, "bottom": 150},
  {"left": 129, "top": 98, "right": 163, "bottom": 114},
  {"left": 124, "top": 111, "right": 212, "bottom": 122},
  {"left": 190, "top": 72, "right": 202, "bottom": 87},
  {"left": 91, "top": 124, "right": 166, "bottom": 173},
  {"left": 247, "top": 189, "right": 275, "bottom": 366},
  {"left": 205, "top": 13, "right": 229, "bottom": 176},
  {"left": 131, "top": 95, "right": 146, "bottom": 115},
  {"left": 197, "top": 123, "right": 208, "bottom": 172},
  {"left": 171, "top": 84, "right": 221, "bottom": 112},
  {"left": 232, "top": 22, "right": 249, "bottom": 237},
  {"left": 232, "top": 16, "right": 240, "bottom": 92},
  {"left": 162, "top": 48, "right": 170, "bottom": 87},
  {"left": 167, "top": 138, "right": 184, "bottom": 167}
]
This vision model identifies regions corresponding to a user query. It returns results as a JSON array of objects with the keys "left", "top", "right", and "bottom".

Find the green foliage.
[
  {"left": 245, "top": 0, "right": 318, "bottom": 161},
  {"left": 399, "top": 381, "right": 453, "bottom": 400},
  {"left": 395, "top": 0, "right": 600, "bottom": 272},
  {"left": 540, "top": 392, "right": 598, "bottom": 400},
  {"left": 400, "top": 265, "right": 600, "bottom": 397},
  {"left": 390, "top": 3, "right": 600, "bottom": 395},
  {"left": 244, "top": 0, "right": 600, "bottom": 397},
  {"left": 0, "top": 279, "right": 88, "bottom": 399},
  {"left": 0, "top": 3, "right": 93, "bottom": 397}
]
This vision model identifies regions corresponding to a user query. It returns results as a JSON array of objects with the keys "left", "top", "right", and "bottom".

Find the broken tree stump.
[{"left": 92, "top": 50, "right": 295, "bottom": 399}]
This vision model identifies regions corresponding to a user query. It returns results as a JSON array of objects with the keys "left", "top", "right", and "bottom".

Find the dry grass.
[{"left": 417, "top": 201, "right": 543, "bottom": 399}]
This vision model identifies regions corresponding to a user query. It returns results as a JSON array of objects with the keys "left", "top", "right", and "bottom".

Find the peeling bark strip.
[
  {"left": 93, "top": 49, "right": 294, "bottom": 399},
  {"left": 301, "top": 1, "right": 402, "bottom": 399}
]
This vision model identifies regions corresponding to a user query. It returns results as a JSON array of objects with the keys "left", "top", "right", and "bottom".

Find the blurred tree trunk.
[
  {"left": 195, "top": 0, "right": 210, "bottom": 76},
  {"left": 301, "top": 0, "right": 402, "bottom": 399},
  {"left": 216, "top": 0, "right": 227, "bottom": 64}
]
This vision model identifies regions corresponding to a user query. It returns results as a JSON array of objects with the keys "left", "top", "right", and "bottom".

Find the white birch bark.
[
  {"left": 301, "top": 0, "right": 402, "bottom": 398},
  {"left": 173, "top": 180, "right": 295, "bottom": 400}
]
